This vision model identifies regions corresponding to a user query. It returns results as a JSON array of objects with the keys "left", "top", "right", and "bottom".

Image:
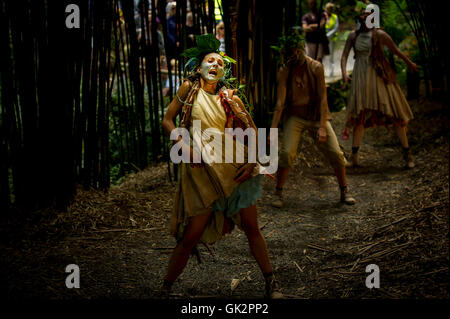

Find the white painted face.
[{"left": 198, "top": 53, "right": 224, "bottom": 83}]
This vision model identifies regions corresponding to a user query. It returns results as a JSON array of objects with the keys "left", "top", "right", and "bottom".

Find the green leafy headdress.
[
  {"left": 355, "top": 1, "right": 367, "bottom": 12},
  {"left": 180, "top": 33, "right": 236, "bottom": 79},
  {"left": 271, "top": 28, "right": 306, "bottom": 67},
  {"left": 180, "top": 34, "right": 251, "bottom": 112}
]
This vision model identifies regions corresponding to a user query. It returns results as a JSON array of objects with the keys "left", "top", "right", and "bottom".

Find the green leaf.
[
  {"left": 195, "top": 34, "right": 220, "bottom": 52},
  {"left": 355, "top": 1, "right": 367, "bottom": 11},
  {"left": 223, "top": 55, "right": 237, "bottom": 64},
  {"left": 181, "top": 47, "right": 201, "bottom": 58}
]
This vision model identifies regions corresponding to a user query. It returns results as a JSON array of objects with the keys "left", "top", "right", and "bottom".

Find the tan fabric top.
[
  {"left": 171, "top": 88, "right": 258, "bottom": 244},
  {"left": 285, "top": 56, "right": 331, "bottom": 122}
]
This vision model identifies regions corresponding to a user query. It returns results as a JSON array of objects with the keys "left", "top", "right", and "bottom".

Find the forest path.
[
  {"left": 1, "top": 98, "right": 448, "bottom": 299},
  {"left": 323, "top": 44, "right": 354, "bottom": 83}
]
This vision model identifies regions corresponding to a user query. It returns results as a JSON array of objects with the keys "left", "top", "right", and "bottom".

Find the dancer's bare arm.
[
  {"left": 341, "top": 31, "right": 356, "bottom": 87},
  {"left": 377, "top": 29, "right": 418, "bottom": 72},
  {"left": 316, "top": 63, "right": 328, "bottom": 143},
  {"left": 162, "top": 80, "right": 202, "bottom": 166},
  {"left": 302, "top": 22, "right": 318, "bottom": 32},
  {"left": 162, "top": 80, "right": 191, "bottom": 137},
  {"left": 271, "top": 67, "right": 289, "bottom": 129}
]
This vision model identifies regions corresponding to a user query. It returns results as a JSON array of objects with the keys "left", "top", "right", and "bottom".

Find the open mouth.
[{"left": 208, "top": 69, "right": 217, "bottom": 76}]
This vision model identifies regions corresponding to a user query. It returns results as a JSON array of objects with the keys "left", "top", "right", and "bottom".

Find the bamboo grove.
[
  {"left": 0, "top": 0, "right": 447, "bottom": 212},
  {"left": 0, "top": 0, "right": 217, "bottom": 211}
]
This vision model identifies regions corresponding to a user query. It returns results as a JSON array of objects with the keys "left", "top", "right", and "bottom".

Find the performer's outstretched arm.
[
  {"left": 341, "top": 31, "right": 356, "bottom": 88},
  {"left": 378, "top": 30, "right": 418, "bottom": 72}
]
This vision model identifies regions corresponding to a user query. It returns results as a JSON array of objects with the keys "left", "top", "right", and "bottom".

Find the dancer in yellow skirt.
[
  {"left": 341, "top": 7, "right": 419, "bottom": 168},
  {"left": 160, "top": 34, "right": 282, "bottom": 298}
]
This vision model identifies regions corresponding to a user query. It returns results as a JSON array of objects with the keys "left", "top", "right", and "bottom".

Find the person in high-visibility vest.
[
  {"left": 325, "top": 2, "right": 339, "bottom": 76},
  {"left": 214, "top": 0, "right": 223, "bottom": 23}
]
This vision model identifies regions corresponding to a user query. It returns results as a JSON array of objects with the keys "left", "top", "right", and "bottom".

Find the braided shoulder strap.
[
  {"left": 178, "top": 79, "right": 200, "bottom": 129},
  {"left": 218, "top": 87, "right": 257, "bottom": 132}
]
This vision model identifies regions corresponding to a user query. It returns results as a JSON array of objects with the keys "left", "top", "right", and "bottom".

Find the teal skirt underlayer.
[{"left": 212, "top": 174, "right": 263, "bottom": 218}]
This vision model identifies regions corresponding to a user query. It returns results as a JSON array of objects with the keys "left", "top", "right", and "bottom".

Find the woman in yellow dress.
[
  {"left": 341, "top": 8, "right": 419, "bottom": 168},
  {"left": 160, "top": 34, "right": 282, "bottom": 298}
]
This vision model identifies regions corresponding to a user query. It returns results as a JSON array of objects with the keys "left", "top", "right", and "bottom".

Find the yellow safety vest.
[
  {"left": 215, "top": 0, "right": 223, "bottom": 22},
  {"left": 326, "top": 13, "right": 338, "bottom": 40}
]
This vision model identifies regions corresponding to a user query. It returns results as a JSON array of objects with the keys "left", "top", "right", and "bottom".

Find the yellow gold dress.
[{"left": 170, "top": 88, "right": 262, "bottom": 244}]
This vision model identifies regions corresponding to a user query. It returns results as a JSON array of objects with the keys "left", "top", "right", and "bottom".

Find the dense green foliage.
[
  {"left": 270, "top": 32, "right": 306, "bottom": 67},
  {"left": 327, "top": 80, "right": 349, "bottom": 113}
]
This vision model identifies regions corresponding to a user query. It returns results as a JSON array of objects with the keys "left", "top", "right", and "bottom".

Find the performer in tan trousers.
[{"left": 270, "top": 33, "right": 356, "bottom": 208}]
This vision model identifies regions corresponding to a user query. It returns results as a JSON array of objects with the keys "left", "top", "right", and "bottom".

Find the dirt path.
[
  {"left": 1, "top": 98, "right": 448, "bottom": 299},
  {"left": 323, "top": 42, "right": 354, "bottom": 81}
]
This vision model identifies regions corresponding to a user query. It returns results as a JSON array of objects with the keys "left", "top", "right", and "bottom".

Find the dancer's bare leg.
[
  {"left": 394, "top": 124, "right": 409, "bottom": 148},
  {"left": 165, "top": 212, "right": 211, "bottom": 284},
  {"left": 240, "top": 204, "right": 272, "bottom": 274},
  {"left": 240, "top": 204, "right": 282, "bottom": 298},
  {"left": 276, "top": 167, "right": 290, "bottom": 190},
  {"left": 352, "top": 124, "right": 365, "bottom": 147},
  {"left": 334, "top": 166, "right": 347, "bottom": 187},
  {"left": 347, "top": 124, "right": 365, "bottom": 167}
]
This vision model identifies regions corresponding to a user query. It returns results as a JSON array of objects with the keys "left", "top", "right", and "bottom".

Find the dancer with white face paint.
[
  {"left": 199, "top": 53, "right": 225, "bottom": 81},
  {"left": 159, "top": 34, "right": 283, "bottom": 299}
]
